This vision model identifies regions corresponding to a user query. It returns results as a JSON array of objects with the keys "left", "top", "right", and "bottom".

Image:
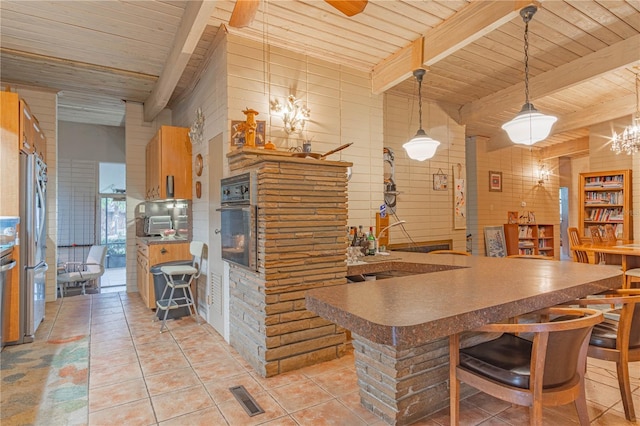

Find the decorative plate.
[{"left": 195, "top": 154, "right": 203, "bottom": 176}]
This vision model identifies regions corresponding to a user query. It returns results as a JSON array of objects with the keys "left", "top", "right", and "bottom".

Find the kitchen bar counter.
[
  {"left": 136, "top": 236, "right": 189, "bottom": 245},
  {"left": 305, "top": 252, "right": 622, "bottom": 425}
]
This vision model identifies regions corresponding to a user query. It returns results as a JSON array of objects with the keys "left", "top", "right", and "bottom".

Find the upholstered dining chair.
[
  {"left": 565, "top": 289, "right": 640, "bottom": 421},
  {"left": 625, "top": 269, "right": 640, "bottom": 289},
  {"left": 57, "top": 245, "right": 107, "bottom": 297},
  {"left": 588, "top": 226, "right": 607, "bottom": 264},
  {"left": 449, "top": 307, "right": 603, "bottom": 426},
  {"left": 568, "top": 227, "right": 589, "bottom": 264}
]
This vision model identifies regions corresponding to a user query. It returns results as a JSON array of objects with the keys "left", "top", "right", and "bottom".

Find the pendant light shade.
[
  {"left": 502, "top": 102, "right": 557, "bottom": 145},
  {"left": 502, "top": 6, "right": 557, "bottom": 146},
  {"left": 403, "top": 69, "right": 440, "bottom": 161},
  {"left": 403, "top": 129, "right": 441, "bottom": 161}
]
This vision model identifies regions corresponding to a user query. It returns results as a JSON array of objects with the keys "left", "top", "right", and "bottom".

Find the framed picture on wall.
[
  {"left": 484, "top": 225, "right": 507, "bottom": 257},
  {"left": 230, "top": 120, "right": 266, "bottom": 147},
  {"left": 433, "top": 169, "right": 448, "bottom": 191},
  {"left": 489, "top": 171, "right": 502, "bottom": 192}
]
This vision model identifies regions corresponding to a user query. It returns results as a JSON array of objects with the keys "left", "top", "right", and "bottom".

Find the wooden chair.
[
  {"left": 450, "top": 307, "right": 603, "bottom": 426},
  {"left": 568, "top": 227, "right": 589, "bottom": 264},
  {"left": 588, "top": 226, "right": 607, "bottom": 264},
  {"left": 566, "top": 289, "right": 640, "bottom": 421},
  {"left": 507, "top": 254, "right": 554, "bottom": 260},
  {"left": 625, "top": 269, "right": 640, "bottom": 289},
  {"left": 428, "top": 249, "right": 470, "bottom": 256}
]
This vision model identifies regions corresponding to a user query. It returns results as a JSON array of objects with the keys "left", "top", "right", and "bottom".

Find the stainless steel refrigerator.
[{"left": 16, "top": 152, "right": 48, "bottom": 344}]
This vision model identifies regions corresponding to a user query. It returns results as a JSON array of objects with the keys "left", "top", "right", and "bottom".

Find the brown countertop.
[
  {"left": 305, "top": 252, "right": 622, "bottom": 348},
  {"left": 137, "top": 236, "right": 189, "bottom": 245}
]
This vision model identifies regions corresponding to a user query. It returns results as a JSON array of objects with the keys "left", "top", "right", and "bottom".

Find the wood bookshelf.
[
  {"left": 504, "top": 224, "right": 554, "bottom": 257},
  {"left": 579, "top": 170, "right": 632, "bottom": 241}
]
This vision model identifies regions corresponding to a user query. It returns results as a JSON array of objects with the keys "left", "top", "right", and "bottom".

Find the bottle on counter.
[
  {"left": 367, "top": 226, "right": 377, "bottom": 255},
  {"left": 350, "top": 227, "right": 358, "bottom": 246}
]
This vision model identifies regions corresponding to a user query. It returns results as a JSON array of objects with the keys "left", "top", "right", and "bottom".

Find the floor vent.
[{"left": 229, "top": 385, "right": 265, "bottom": 417}]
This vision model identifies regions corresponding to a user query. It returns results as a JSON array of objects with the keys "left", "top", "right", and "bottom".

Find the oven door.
[{"left": 219, "top": 204, "right": 257, "bottom": 271}]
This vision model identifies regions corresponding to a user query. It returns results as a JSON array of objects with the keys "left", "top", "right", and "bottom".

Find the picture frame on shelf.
[
  {"left": 507, "top": 211, "right": 518, "bottom": 224},
  {"left": 489, "top": 171, "right": 502, "bottom": 192},
  {"left": 484, "top": 225, "right": 507, "bottom": 257},
  {"left": 230, "top": 120, "right": 266, "bottom": 147}
]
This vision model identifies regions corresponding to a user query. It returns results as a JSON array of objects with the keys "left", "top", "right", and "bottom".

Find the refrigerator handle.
[
  {"left": 0, "top": 260, "right": 17, "bottom": 272},
  {"left": 36, "top": 172, "right": 46, "bottom": 245}
]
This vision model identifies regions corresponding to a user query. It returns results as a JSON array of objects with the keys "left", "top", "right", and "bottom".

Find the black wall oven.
[{"left": 219, "top": 173, "right": 257, "bottom": 271}]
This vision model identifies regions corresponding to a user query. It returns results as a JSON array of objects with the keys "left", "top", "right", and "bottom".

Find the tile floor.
[{"left": 1, "top": 291, "right": 639, "bottom": 426}]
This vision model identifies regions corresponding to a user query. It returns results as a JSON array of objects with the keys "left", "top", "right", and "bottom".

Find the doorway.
[
  {"left": 99, "top": 163, "right": 126, "bottom": 290},
  {"left": 559, "top": 187, "right": 570, "bottom": 260}
]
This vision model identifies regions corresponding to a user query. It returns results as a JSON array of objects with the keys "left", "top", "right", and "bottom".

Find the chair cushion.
[
  {"left": 161, "top": 265, "right": 197, "bottom": 275},
  {"left": 460, "top": 333, "right": 532, "bottom": 389},
  {"left": 58, "top": 271, "right": 101, "bottom": 283},
  {"left": 590, "top": 318, "right": 619, "bottom": 349},
  {"left": 625, "top": 268, "right": 640, "bottom": 278}
]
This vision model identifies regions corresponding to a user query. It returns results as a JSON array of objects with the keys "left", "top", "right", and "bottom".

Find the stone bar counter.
[{"left": 305, "top": 252, "right": 623, "bottom": 425}]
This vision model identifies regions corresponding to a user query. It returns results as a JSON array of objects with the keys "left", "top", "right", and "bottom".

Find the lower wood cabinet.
[{"left": 136, "top": 240, "right": 190, "bottom": 309}]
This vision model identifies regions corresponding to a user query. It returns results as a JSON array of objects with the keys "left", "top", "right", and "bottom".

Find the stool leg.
[
  {"left": 184, "top": 281, "right": 200, "bottom": 325},
  {"left": 159, "top": 285, "right": 176, "bottom": 333}
]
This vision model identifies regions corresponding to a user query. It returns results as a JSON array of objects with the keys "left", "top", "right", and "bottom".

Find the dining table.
[{"left": 572, "top": 240, "right": 640, "bottom": 287}]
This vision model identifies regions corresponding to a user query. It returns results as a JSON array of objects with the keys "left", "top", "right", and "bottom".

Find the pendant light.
[
  {"left": 403, "top": 69, "right": 440, "bottom": 161},
  {"left": 501, "top": 6, "right": 557, "bottom": 146}
]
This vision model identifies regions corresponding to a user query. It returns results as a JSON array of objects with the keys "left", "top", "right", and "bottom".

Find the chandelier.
[
  {"left": 402, "top": 69, "right": 440, "bottom": 161},
  {"left": 611, "top": 73, "right": 640, "bottom": 155},
  {"left": 501, "top": 6, "right": 557, "bottom": 146}
]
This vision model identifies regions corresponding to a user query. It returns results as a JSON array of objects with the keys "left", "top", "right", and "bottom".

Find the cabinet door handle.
[
  {"left": 160, "top": 248, "right": 167, "bottom": 254},
  {"left": 215, "top": 229, "right": 221, "bottom": 234}
]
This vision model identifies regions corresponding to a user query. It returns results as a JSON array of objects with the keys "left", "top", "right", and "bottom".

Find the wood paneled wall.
[
  {"left": 383, "top": 92, "right": 468, "bottom": 251},
  {"left": 225, "top": 35, "right": 384, "bottom": 229},
  {"left": 467, "top": 137, "right": 561, "bottom": 257}
]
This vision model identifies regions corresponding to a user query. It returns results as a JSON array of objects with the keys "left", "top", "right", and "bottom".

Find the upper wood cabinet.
[
  {"left": 1, "top": 92, "right": 20, "bottom": 216},
  {"left": 145, "top": 126, "right": 192, "bottom": 200},
  {"left": 19, "top": 98, "right": 36, "bottom": 155}
]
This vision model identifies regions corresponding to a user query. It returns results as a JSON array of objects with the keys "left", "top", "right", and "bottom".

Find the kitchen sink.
[{"left": 346, "top": 261, "right": 464, "bottom": 282}]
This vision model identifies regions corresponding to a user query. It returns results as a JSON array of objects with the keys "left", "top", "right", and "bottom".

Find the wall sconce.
[
  {"left": 189, "top": 107, "right": 205, "bottom": 145},
  {"left": 272, "top": 95, "right": 310, "bottom": 135},
  {"left": 537, "top": 162, "right": 550, "bottom": 186}
]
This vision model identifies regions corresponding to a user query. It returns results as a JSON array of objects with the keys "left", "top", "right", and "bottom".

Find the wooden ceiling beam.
[
  {"left": 539, "top": 137, "right": 589, "bottom": 160},
  {"left": 371, "top": 38, "right": 424, "bottom": 95},
  {"left": 371, "top": 0, "right": 535, "bottom": 94},
  {"left": 143, "top": 0, "right": 217, "bottom": 122},
  {"left": 422, "top": 0, "right": 535, "bottom": 66},
  {"left": 460, "top": 34, "right": 640, "bottom": 125}
]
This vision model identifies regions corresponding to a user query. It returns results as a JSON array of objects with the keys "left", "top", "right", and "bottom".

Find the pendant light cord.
[
  {"left": 636, "top": 74, "right": 640, "bottom": 116},
  {"left": 523, "top": 16, "right": 530, "bottom": 106},
  {"left": 413, "top": 69, "right": 426, "bottom": 131}
]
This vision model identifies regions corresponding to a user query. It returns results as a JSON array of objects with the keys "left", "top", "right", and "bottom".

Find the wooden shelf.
[
  {"left": 579, "top": 170, "right": 632, "bottom": 241},
  {"left": 504, "top": 224, "right": 554, "bottom": 258}
]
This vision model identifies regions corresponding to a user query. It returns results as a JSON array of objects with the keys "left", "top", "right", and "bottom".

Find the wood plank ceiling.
[{"left": 0, "top": 0, "right": 638, "bottom": 155}]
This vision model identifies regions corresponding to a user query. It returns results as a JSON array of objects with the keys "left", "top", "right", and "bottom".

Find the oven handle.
[{"left": 216, "top": 205, "right": 253, "bottom": 211}]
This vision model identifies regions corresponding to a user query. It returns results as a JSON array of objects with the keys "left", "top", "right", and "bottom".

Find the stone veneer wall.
[
  {"left": 353, "top": 333, "right": 478, "bottom": 425},
  {"left": 228, "top": 150, "right": 350, "bottom": 377}
]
